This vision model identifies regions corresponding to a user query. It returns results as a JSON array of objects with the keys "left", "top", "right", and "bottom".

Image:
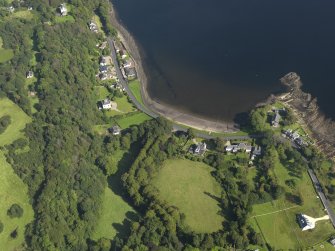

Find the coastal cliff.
[{"left": 279, "top": 72, "right": 335, "bottom": 159}]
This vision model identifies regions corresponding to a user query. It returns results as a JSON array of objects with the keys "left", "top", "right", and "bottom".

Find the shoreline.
[
  {"left": 109, "top": 4, "right": 237, "bottom": 133},
  {"left": 277, "top": 72, "right": 335, "bottom": 160}
]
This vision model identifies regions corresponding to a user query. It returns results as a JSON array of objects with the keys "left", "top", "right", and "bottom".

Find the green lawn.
[
  {"left": 152, "top": 159, "right": 224, "bottom": 233},
  {"left": 92, "top": 14, "right": 105, "bottom": 36},
  {"left": 128, "top": 80, "right": 145, "bottom": 107},
  {"left": 11, "top": 10, "right": 34, "bottom": 20},
  {"left": 116, "top": 112, "right": 151, "bottom": 129},
  {"left": 94, "top": 86, "right": 136, "bottom": 115},
  {"left": 0, "top": 37, "right": 14, "bottom": 64},
  {"left": 249, "top": 156, "right": 335, "bottom": 249},
  {"left": 0, "top": 98, "right": 33, "bottom": 250},
  {"left": 0, "top": 49, "right": 14, "bottom": 64},
  {"left": 95, "top": 86, "right": 110, "bottom": 101},
  {"left": 92, "top": 187, "right": 135, "bottom": 240},
  {"left": 93, "top": 149, "right": 138, "bottom": 240},
  {"left": 55, "top": 15, "right": 75, "bottom": 24},
  {"left": 0, "top": 98, "right": 31, "bottom": 146},
  {"left": 114, "top": 96, "right": 135, "bottom": 113},
  {"left": 0, "top": 153, "right": 34, "bottom": 251}
]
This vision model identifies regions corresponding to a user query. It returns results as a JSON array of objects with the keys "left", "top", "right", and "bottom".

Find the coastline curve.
[{"left": 108, "top": 2, "right": 237, "bottom": 133}]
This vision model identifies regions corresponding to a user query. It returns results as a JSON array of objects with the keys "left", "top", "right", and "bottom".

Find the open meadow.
[
  {"left": 0, "top": 98, "right": 34, "bottom": 250},
  {"left": 92, "top": 187, "right": 135, "bottom": 240},
  {"left": 248, "top": 156, "right": 335, "bottom": 250},
  {"left": 92, "top": 149, "right": 139, "bottom": 241},
  {"left": 153, "top": 159, "right": 223, "bottom": 233}
]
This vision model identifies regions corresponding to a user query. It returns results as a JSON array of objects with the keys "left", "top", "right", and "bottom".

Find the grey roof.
[
  {"left": 125, "top": 67, "right": 136, "bottom": 77},
  {"left": 253, "top": 146, "right": 262, "bottom": 155},
  {"left": 99, "top": 65, "right": 108, "bottom": 72},
  {"left": 297, "top": 214, "right": 308, "bottom": 229},
  {"left": 102, "top": 99, "right": 111, "bottom": 105}
]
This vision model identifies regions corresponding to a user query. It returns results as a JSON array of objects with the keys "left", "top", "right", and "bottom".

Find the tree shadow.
[
  {"left": 111, "top": 211, "right": 140, "bottom": 249},
  {"left": 204, "top": 191, "right": 221, "bottom": 204},
  {"left": 233, "top": 111, "right": 250, "bottom": 130},
  {"left": 107, "top": 142, "right": 140, "bottom": 197}
]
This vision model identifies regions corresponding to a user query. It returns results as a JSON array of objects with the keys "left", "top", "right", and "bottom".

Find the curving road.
[
  {"left": 308, "top": 169, "right": 335, "bottom": 228},
  {"left": 108, "top": 37, "right": 259, "bottom": 140}
]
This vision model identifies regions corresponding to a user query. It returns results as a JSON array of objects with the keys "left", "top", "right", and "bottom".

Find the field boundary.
[{"left": 251, "top": 205, "right": 298, "bottom": 218}]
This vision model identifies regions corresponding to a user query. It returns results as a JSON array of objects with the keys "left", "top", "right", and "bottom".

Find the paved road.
[
  {"left": 108, "top": 38, "right": 158, "bottom": 118},
  {"left": 282, "top": 135, "right": 335, "bottom": 228},
  {"left": 307, "top": 169, "right": 335, "bottom": 228},
  {"left": 108, "top": 37, "right": 259, "bottom": 141}
]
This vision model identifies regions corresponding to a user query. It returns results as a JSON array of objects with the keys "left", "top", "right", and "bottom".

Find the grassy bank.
[{"left": 153, "top": 159, "right": 223, "bottom": 233}]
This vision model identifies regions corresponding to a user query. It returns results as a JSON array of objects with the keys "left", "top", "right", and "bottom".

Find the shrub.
[
  {"left": 0, "top": 115, "right": 11, "bottom": 134},
  {"left": 7, "top": 204, "right": 23, "bottom": 218},
  {"left": 0, "top": 221, "right": 3, "bottom": 234}
]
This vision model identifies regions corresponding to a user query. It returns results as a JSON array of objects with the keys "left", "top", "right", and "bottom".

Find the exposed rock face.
[{"left": 279, "top": 72, "right": 335, "bottom": 159}]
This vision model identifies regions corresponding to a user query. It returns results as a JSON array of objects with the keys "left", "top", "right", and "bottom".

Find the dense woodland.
[
  {"left": 1, "top": 0, "right": 118, "bottom": 250},
  {"left": 1, "top": 1, "right": 334, "bottom": 250}
]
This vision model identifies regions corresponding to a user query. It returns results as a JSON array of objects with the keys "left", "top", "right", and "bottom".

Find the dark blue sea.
[{"left": 113, "top": 0, "right": 335, "bottom": 122}]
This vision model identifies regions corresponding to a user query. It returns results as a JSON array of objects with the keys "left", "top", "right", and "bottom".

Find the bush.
[
  {"left": 10, "top": 228, "right": 18, "bottom": 239},
  {"left": 0, "top": 115, "right": 11, "bottom": 134},
  {"left": 0, "top": 221, "right": 3, "bottom": 234},
  {"left": 7, "top": 204, "right": 23, "bottom": 218}
]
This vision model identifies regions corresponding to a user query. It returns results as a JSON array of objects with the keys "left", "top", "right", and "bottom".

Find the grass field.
[
  {"left": 153, "top": 159, "right": 223, "bottom": 233},
  {"left": 0, "top": 37, "right": 14, "bottom": 64},
  {"left": 0, "top": 98, "right": 33, "bottom": 250},
  {"left": 55, "top": 15, "right": 75, "bottom": 24},
  {"left": 0, "top": 98, "right": 31, "bottom": 146},
  {"left": 249, "top": 156, "right": 335, "bottom": 249},
  {"left": 93, "top": 149, "right": 138, "bottom": 241},
  {"left": 0, "top": 153, "right": 34, "bottom": 250},
  {"left": 116, "top": 112, "right": 151, "bottom": 129},
  {"left": 11, "top": 10, "right": 34, "bottom": 20},
  {"left": 114, "top": 96, "right": 135, "bottom": 113},
  {"left": 92, "top": 187, "right": 135, "bottom": 240},
  {"left": 128, "top": 80, "right": 145, "bottom": 107}
]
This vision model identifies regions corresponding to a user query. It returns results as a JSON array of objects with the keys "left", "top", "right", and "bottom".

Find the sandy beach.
[{"left": 109, "top": 4, "right": 237, "bottom": 133}]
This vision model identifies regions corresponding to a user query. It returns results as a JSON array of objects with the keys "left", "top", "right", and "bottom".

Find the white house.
[
  {"left": 272, "top": 110, "right": 281, "bottom": 127},
  {"left": 7, "top": 6, "right": 15, "bottom": 13},
  {"left": 226, "top": 143, "right": 252, "bottom": 153},
  {"left": 99, "top": 65, "right": 108, "bottom": 74},
  {"left": 125, "top": 67, "right": 136, "bottom": 79},
  {"left": 101, "top": 99, "right": 112, "bottom": 110},
  {"left": 89, "top": 21, "right": 98, "bottom": 33},
  {"left": 253, "top": 146, "right": 262, "bottom": 156},
  {"left": 109, "top": 125, "right": 121, "bottom": 135},
  {"left": 123, "top": 59, "right": 133, "bottom": 68},
  {"left": 245, "top": 145, "right": 252, "bottom": 153},
  {"left": 297, "top": 214, "right": 314, "bottom": 231},
  {"left": 225, "top": 145, "right": 235, "bottom": 152},
  {"left": 330, "top": 237, "right": 335, "bottom": 247},
  {"left": 194, "top": 142, "right": 207, "bottom": 155},
  {"left": 59, "top": 3, "right": 67, "bottom": 16},
  {"left": 99, "top": 57, "right": 107, "bottom": 66},
  {"left": 119, "top": 50, "right": 127, "bottom": 59},
  {"left": 26, "top": 71, "right": 34, "bottom": 79}
]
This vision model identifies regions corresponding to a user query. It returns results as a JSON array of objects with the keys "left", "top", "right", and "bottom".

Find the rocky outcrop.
[{"left": 279, "top": 72, "right": 335, "bottom": 159}]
